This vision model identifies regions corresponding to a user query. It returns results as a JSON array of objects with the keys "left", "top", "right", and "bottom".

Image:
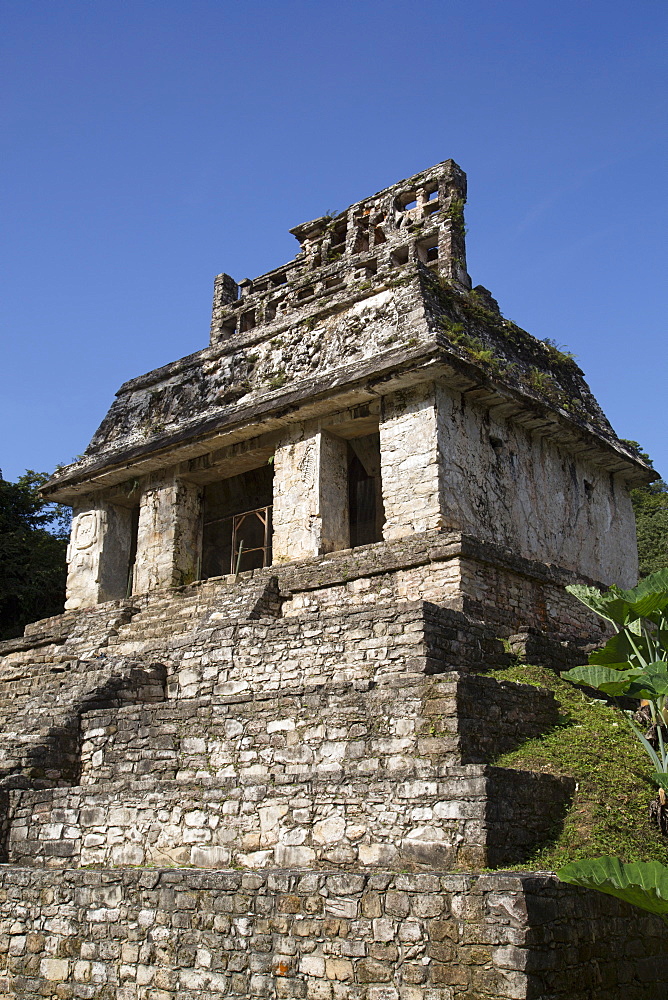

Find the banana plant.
[
  {"left": 563, "top": 569, "right": 668, "bottom": 790},
  {"left": 557, "top": 856, "right": 668, "bottom": 925}
]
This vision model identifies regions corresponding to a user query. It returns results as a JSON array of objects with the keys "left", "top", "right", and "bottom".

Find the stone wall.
[
  {"left": 433, "top": 382, "right": 638, "bottom": 587},
  {"left": 277, "top": 531, "right": 607, "bottom": 644},
  {"left": 0, "top": 577, "right": 281, "bottom": 791},
  {"left": 6, "top": 670, "right": 563, "bottom": 872},
  {"left": 144, "top": 602, "right": 506, "bottom": 703},
  {"left": 74, "top": 673, "right": 558, "bottom": 787},
  {"left": 0, "top": 560, "right": 665, "bottom": 997},
  {"left": 7, "top": 764, "right": 571, "bottom": 872},
  {"left": 0, "top": 867, "right": 665, "bottom": 1000},
  {"left": 380, "top": 385, "right": 442, "bottom": 539}
]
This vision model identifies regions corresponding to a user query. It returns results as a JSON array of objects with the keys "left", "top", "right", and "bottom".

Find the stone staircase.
[
  {"left": 107, "top": 571, "right": 281, "bottom": 656},
  {"left": 6, "top": 669, "right": 571, "bottom": 871},
  {"left": 0, "top": 575, "right": 666, "bottom": 998},
  {"left": 0, "top": 573, "right": 280, "bottom": 791}
]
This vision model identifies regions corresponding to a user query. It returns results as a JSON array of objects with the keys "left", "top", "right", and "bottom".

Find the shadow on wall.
[
  {"left": 523, "top": 879, "right": 668, "bottom": 999},
  {"left": 0, "top": 660, "right": 167, "bottom": 860}
]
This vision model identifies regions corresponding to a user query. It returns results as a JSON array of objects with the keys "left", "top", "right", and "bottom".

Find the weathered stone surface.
[
  {"left": 1, "top": 160, "right": 663, "bottom": 997},
  {"left": 133, "top": 474, "right": 202, "bottom": 593},
  {"left": 0, "top": 867, "right": 665, "bottom": 999},
  {"left": 42, "top": 160, "right": 650, "bottom": 605},
  {"left": 65, "top": 501, "right": 135, "bottom": 609}
]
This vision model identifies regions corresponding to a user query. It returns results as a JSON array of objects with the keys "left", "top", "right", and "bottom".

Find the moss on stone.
[{"left": 484, "top": 662, "right": 667, "bottom": 868}]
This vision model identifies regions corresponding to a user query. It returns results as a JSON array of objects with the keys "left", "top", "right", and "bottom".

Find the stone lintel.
[{"left": 43, "top": 348, "right": 652, "bottom": 506}]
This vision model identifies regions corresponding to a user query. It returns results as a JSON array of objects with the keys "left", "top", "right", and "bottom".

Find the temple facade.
[
  {"left": 45, "top": 159, "right": 648, "bottom": 618},
  {"left": 1, "top": 161, "right": 664, "bottom": 999}
]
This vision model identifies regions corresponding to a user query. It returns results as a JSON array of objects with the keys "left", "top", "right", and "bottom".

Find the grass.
[{"left": 484, "top": 663, "right": 668, "bottom": 869}]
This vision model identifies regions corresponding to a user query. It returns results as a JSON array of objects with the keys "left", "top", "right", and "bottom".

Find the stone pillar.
[
  {"left": 272, "top": 426, "right": 349, "bottom": 562},
  {"left": 65, "top": 501, "right": 136, "bottom": 610},
  {"left": 379, "top": 384, "right": 443, "bottom": 540},
  {"left": 133, "top": 476, "right": 202, "bottom": 593}
]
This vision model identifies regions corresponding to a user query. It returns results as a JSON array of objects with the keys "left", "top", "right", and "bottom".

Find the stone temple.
[{"left": 1, "top": 160, "right": 665, "bottom": 997}]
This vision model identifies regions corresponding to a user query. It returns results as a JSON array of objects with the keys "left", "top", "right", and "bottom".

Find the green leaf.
[
  {"left": 567, "top": 570, "right": 668, "bottom": 627},
  {"left": 562, "top": 664, "right": 640, "bottom": 696},
  {"left": 625, "top": 663, "right": 668, "bottom": 700},
  {"left": 615, "top": 569, "right": 668, "bottom": 620},
  {"left": 557, "top": 856, "right": 668, "bottom": 924},
  {"left": 651, "top": 773, "right": 668, "bottom": 793},
  {"left": 565, "top": 584, "right": 633, "bottom": 626},
  {"left": 588, "top": 630, "right": 648, "bottom": 666},
  {"left": 626, "top": 715, "right": 662, "bottom": 770}
]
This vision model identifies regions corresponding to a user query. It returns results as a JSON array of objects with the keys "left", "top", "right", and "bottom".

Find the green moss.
[
  {"left": 484, "top": 663, "right": 667, "bottom": 868},
  {"left": 267, "top": 369, "right": 287, "bottom": 390},
  {"left": 447, "top": 198, "right": 467, "bottom": 236},
  {"left": 540, "top": 337, "right": 578, "bottom": 367}
]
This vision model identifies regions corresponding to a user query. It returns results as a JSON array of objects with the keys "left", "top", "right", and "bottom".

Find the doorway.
[
  {"left": 200, "top": 464, "right": 274, "bottom": 578},
  {"left": 348, "top": 433, "right": 384, "bottom": 547}
]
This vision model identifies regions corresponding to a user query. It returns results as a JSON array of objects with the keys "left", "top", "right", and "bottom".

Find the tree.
[
  {"left": 622, "top": 441, "right": 668, "bottom": 577},
  {"left": 0, "top": 470, "right": 71, "bottom": 640}
]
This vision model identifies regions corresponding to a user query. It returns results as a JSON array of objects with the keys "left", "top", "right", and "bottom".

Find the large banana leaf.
[
  {"left": 614, "top": 569, "right": 668, "bottom": 620},
  {"left": 562, "top": 664, "right": 641, "bottom": 696},
  {"left": 567, "top": 570, "right": 668, "bottom": 627},
  {"left": 626, "top": 663, "right": 668, "bottom": 701},
  {"left": 566, "top": 584, "right": 635, "bottom": 626},
  {"left": 557, "top": 856, "right": 668, "bottom": 924},
  {"left": 589, "top": 629, "right": 654, "bottom": 667}
]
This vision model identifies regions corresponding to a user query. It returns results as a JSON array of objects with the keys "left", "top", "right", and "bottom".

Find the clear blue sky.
[{"left": 1, "top": 0, "right": 666, "bottom": 486}]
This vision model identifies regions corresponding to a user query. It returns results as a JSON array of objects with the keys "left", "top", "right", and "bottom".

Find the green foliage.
[
  {"left": 540, "top": 337, "right": 578, "bottom": 366},
  {"left": 486, "top": 663, "right": 667, "bottom": 867},
  {"left": 432, "top": 278, "right": 594, "bottom": 420},
  {"left": 557, "top": 856, "right": 668, "bottom": 924},
  {"left": 527, "top": 367, "right": 554, "bottom": 394},
  {"left": 562, "top": 571, "right": 668, "bottom": 788},
  {"left": 439, "top": 320, "right": 504, "bottom": 374},
  {"left": 566, "top": 571, "right": 668, "bottom": 627},
  {"left": 621, "top": 441, "right": 668, "bottom": 577},
  {"left": 0, "top": 471, "right": 71, "bottom": 640},
  {"left": 267, "top": 369, "right": 287, "bottom": 389},
  {"left": 562, "top": 663, "right": 640, "bottom": 696},
  {"left": 447, "top": 198, "right": 467, "bottom": 236}
]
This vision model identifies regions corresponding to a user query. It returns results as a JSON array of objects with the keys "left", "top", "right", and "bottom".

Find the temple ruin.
[{"left": 0, "top": 160, "right": 664, "bottom": 998}]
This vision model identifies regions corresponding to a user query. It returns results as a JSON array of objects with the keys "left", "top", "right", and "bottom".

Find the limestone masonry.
[{"left": 1, "top": 161, "right": 664, "bottom": 997}]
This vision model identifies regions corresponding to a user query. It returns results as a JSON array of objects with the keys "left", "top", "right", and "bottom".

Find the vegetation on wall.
[
  {"left": 0, "top": 471, "right": 71, "bottom": 640},
  {"left": 622, "top": 441, "right": 668, "bottom": 577},
  {"left": 485, "top": 661, "right": 668, "bottom": 868},
  {"left": 428, "top": 274, "right": 600, "bottom": 428}
]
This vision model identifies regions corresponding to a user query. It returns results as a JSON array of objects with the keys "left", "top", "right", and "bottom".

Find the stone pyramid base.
[{"left": 0, "top": 866, "right": 665, "bottom": 1000}]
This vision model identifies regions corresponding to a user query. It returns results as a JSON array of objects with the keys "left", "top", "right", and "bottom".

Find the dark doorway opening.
[
  {"left": 126, "top": 506, "right": 139, "bottom": 597},
  {"left": 348, "top": 433, "right": 384, "bottom": 548},
  {"left": 201, "top": 465, "right": 273, "bottom": 578}
]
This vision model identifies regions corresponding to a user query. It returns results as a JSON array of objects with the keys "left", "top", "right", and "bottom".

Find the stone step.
[
  {"left": 7, "top": 765, "right": 573, "bottom": 872},
  {"left": 2, "top": 865, "right": 663, "bottom": 1000},
  {"left": 106, "top": 576, "right": 282, "bottom": 653},
  {"left": 0, "top": 661, "right": 166, "bottom": 788},
  {"left": 78, "top": 674, "right": 558, "bottom": 787}
]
